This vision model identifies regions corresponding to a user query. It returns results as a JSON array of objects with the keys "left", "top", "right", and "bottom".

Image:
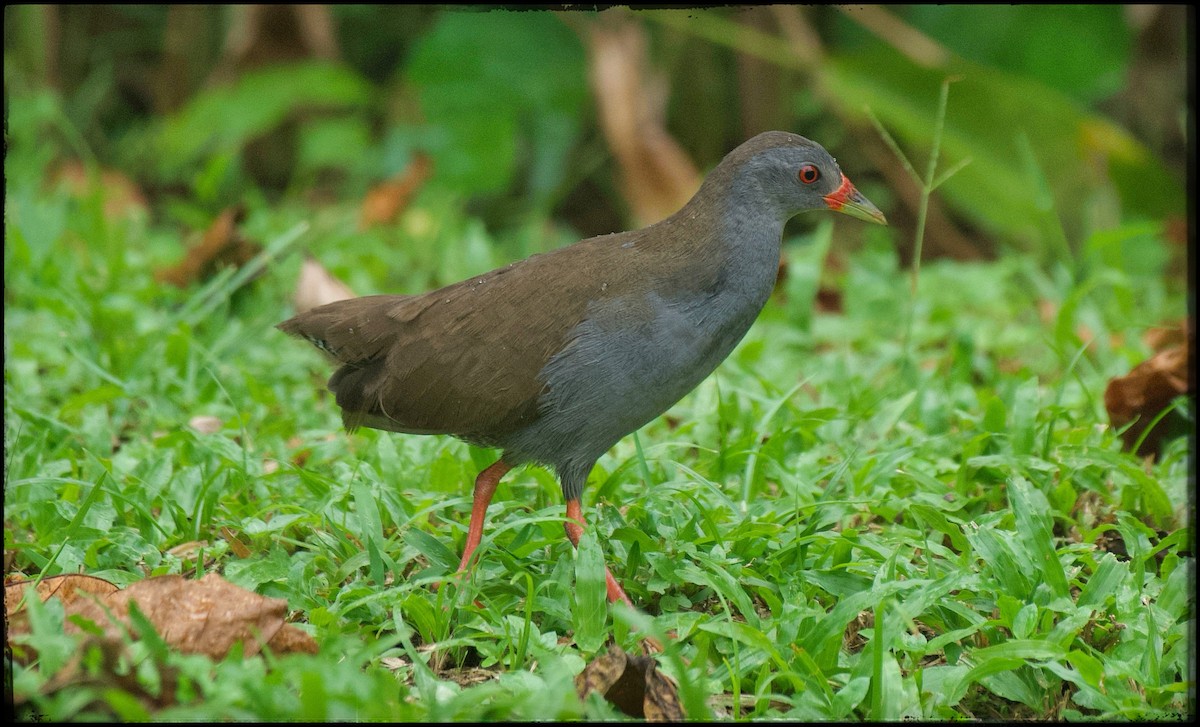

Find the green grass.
[{"left": 5, "top": 147, "right": 1193, "bottom": 720}]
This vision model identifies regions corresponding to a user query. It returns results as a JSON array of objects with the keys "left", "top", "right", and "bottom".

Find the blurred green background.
[
  {"left": 4, "top": 5, "right": 1188, "bottom": 267},
  {"left": 4, "top": 7, "right": 1192, "bottom": 720}
]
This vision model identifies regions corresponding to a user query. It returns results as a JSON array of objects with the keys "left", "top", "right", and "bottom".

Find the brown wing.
[{"left": 278, "top": 233, "right": 639, "bottom": 441}]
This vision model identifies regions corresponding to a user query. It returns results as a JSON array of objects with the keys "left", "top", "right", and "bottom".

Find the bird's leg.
[
  {"left": 456, "top": 459, "right": 512, "bottom": 572},
  {"left": 564, "top": 499, "right": 634, "bottom": 607}
]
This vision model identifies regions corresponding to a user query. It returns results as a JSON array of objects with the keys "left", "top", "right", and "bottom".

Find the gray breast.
[{"left": 498, "top": 285, "right": 766, "bottom": 500}]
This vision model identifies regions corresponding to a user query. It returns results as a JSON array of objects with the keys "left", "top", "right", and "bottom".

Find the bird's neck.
[{"left": 670, "top": 177, "right": 787, "bottom": 308}]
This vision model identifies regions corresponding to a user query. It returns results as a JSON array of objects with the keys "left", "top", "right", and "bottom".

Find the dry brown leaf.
[
  {"left": 843, "top": 609, "right": 874, "bottom": 653},
  {"left": 5, "top": 574, "right": 120, "bottom": 620},
  {"left": 292, "top": 256, "right": 356, "bottom": 315},
  {"left": 441, "top": 666, "right": 499, "bottom": 688},
  {"left": 1164, "top": 216, "right": 1187, "bottom": 248},
  {"left": 707, "top": 692, "right": 793, "bottom": 720},
  {"left": 360, "top": 153, "right": 434, "bottom": 229},
  {"left": 220, "top": 526, "right": 253, "bottom": 559},
  {"left": 8, "top": 573, "right": 314, "bottom": 714},
  {"left": 1144, "top": 323, "right": 1187, "bottom": 352},
  {"left": 7, "top": 574, "right": 124, "bottom": 665},
  {"left": 8, "top": 572, "right": 317, "bottom": 660},
  {"left": 585, "top": 16, "right": 701, "bottom": 227},
  {"left": 575, "top": 643, "right": 683, "bottom": 721},
  {"left": 266, "top": 619, "right": 320, "bottom": 656},
  {"left": 1037, "top": 299, "right": 1058, "bottom": 325},
  {"left": 1105, "top": 323, "right": 1191, "bottom": 457},
  {"left": 155, "top": 206, "right": 262, "bottom": 288},
  {"left": 815, "top": 287, "right": 845, "bottom": 314},
  {"left": 380, "top": 656, "right": 410, "bottom": 673},
  {"left": 166, "top": 540, "right": 210, "bottom": 560},
  {"left": 68, "top": 574, "right": 297, "bottom": 657},
  {"left": 188, "top": 415, "right": 223, "bottom": 434},
  {"left": 50, "top": 161, "right": 149, "bottom": 220}
]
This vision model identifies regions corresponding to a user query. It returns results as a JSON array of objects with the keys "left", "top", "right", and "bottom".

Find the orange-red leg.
[
  {"left": 452, "top": 462, "right": 632, "bottom": 607},
  {"left": 564, "top": 499, "right": 634, "bottom": 607},
  {"left": 456, "top": 459, "right": 512, "bottom": 572}
]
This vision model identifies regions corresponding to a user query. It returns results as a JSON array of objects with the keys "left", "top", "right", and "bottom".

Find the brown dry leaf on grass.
[
  {"left": 292, "top": 256, "right": 357, "bottom": 314},
  {"left": 302, "top": 150, "right": 431, "bottom": 313},
  {"left": 1104, "top": 321, "right": 1191, "bottom": 458},
  {"left": 50, "top": 161, "right": 149, "bottom": 220},
  {"left": 584, "top": 16, "right": 701, "bottom": 227},
  {"left": 6, "top": 572, "right": 317, "bottom": 661},
  {"left": 7, "top": 572, "right": 310, "bottom": 714},
  {"left": 575, "top": 643, "right": 683, "bottom": 721},
  {"left": 4, "top": 573, "right": 119, "bottom": 618},
  {"left": 360, "top": 152, "right": 434, "bottom": 229},
  {"left": 155, "top": 205, "right": 262, "bottom": 288},
  {"left": 188, "top": 414, "right": 223, "bottom": 434}
]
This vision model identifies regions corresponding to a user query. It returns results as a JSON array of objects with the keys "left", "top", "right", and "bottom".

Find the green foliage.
[
  {"left": 826, "top": 45, "right": 1183, "bottom": 251},
  {"left": 902, "top": 6, "right": 1132, "bottom": 104},
  {"left": 572, "top": 530, "right": 609, "bottom": 654},
  {"left": 4, "top": 6, "right": 1192, "bottom": 721},
  {"left": 405, "top": 10, "right": 587, "bottom": 205},
  {"left": 6, "top": 158, "right": 1192, "bottom": 719},
  {"left": 135, "top": 62, "right": 374, "bottom": 185}
]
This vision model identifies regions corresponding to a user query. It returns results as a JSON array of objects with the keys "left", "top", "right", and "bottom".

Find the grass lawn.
[{"left": 5, "top": 143, "right": 1193, "bottom": 719}]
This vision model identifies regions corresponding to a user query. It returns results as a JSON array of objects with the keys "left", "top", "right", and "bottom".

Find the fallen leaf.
[
  {"left": 1037, "top": 298, "right": 1058, "bottom": 325},
  {"left": 265, "top": 618, "right": 320, "bottom": 656},
  {"left": 50, "top": 161, "right": 149, "bottom": 220},
  {"left": 380, "top": 656, "right": 409, "bottom": 672},
  {"left": 815, "top": 287, "right": 844, "bottom": 314},
  {"left": 1164, "top": 216, "right": 1187, "bottom": 248},
  {"left": 441, "top": 666, "right": 499, "bottom": 688},
  {"left": 189, "top": 415, "right": 223, "bottom": 434},
  {"left": 166, "top": 540, "right": 210, "bottom": 560},
  {"left": 843, "top": 610, "right": 874, "bottom": 653},
  {"left": 575, "top": 643, "right": 683, "bottom": 721},
  {"left": 8, "top": 572, "right": 314, "bottom": 715},
  {"left": 5, "top": 574, "right": 120, "bottom": 618},
  {"left": 292, "top": 256, "right": 356, "bottom": 314},
  {"left": 1144, "top": 323, "right": 1187, "bottom": 352},
  {"left": 1105, "top": 322, "right": 1190, "bottom": 457},
  {"left": 707, "top": 692, "right": 792, "bottom": 720},
  {"left": 156, "top": 206, "right": 262, "bottom": 288},
  {"left": 6, "top": 572, "right": 317, "bottom": 660},
  {"left": 360, "top": 153, "right": 434, "bottom": 229},
  {"left": 68, "top": 573, "right": 316, "bottom": 658},
  {"left": 220, "top": 526, "right": 253, "bottom": 559},
  {"left": 584, "top": 16, "right": 701, "bottom": 226}
]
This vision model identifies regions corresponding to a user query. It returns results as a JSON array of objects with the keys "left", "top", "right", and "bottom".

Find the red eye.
[{"left": 798, "top": 164, "right": 821, "bottom": 184}]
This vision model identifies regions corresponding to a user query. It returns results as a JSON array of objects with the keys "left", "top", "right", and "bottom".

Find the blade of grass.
[
  {"left": 739, "top": 378, "right": 807, "bottom": 509},
  {"left": 19, "top": 472, "right": 113, "bottom": 594},
  {"left": 1009, "top": 476, "right": 1070, "bottom": 599},
  {"left": 572, "top": 529, "right": 607, "bottom": 653},
  {"left": 353, "top": 480, "right": 390, "bottom": 585},
  {"left": 170, "top": 220, "right": 308, "bottom": 328},
  {"left": 870, "top": 600, "right": 886, "bottom": 719},
  {"left": 631, "top": 430, "right": 654, "bottom": 490},
  {"left": 866, "top": 77, "right": 969, "bottom": 368}
]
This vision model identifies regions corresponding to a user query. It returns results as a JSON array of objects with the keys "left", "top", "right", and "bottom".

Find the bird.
[{"left": 278, "top": 131, "right": 886, "bottom": 606}]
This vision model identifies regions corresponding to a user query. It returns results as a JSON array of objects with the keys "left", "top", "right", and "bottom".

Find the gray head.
[{"left": 710, "top": 131, "right": 887, "bottom": 225}]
